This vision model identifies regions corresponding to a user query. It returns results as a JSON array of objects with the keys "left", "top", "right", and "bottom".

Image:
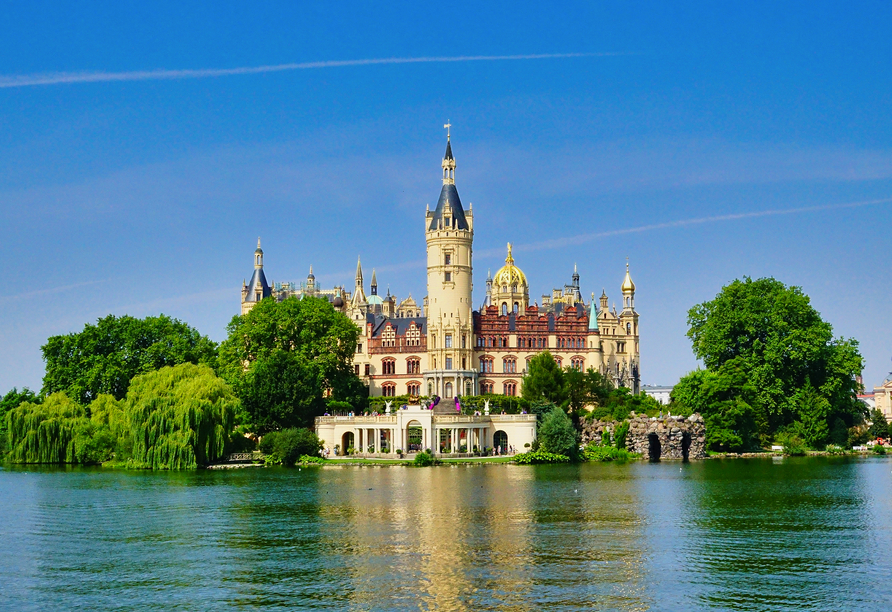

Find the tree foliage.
[
  {"left": 41, "top": 314, "right": 217, "bottom": 405},
  {"left": 676, "top": 277, "right": 864, "bottom": 450},
  {"left": 126, "top": 364, "right": 237, "bottom": 469},
  {"left": 521, "top": 352, "right": 565, "bottom": 405},
  {"left": 219, "top": 296, "right": 364, "bottom": 432},
  {"left": 259, "top": 428, "right": 323, "bottom": 466},
  {"left": 868, "top": 409, "right": 889, "bottom": 440},
  {"left": 537, "top": 407, "right": 579, "bottom": 459}
]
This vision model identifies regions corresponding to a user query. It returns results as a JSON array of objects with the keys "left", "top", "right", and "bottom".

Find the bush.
[
  {"left": 872, "top": 444, "right": 887, "bottom": 455},
  {"left": 298, "top": 454, "right": 325, "bottom": 464},
  {"left": 584, "top": 444, "right": 637, "bottom": 462},
  {"left": 537, "top": 407, "right": 579, "bottom": 459},
  {"left": 412, "top": 450, "right": 439, "bottom": 466},
  {"left": 777, "top": 432, "right": 807, "bottom": 456},
  {"left": 614, "top": 421, "right": 630, "bottom": 449},
  {"left": 260, "top": 428, "right": 323, "bottom": 466},
  {"left": 825, "top": 444, "right": 847, "bottom": 455},
  {"left": 513, "top": 450, "right": 571, "bottom": 464}
]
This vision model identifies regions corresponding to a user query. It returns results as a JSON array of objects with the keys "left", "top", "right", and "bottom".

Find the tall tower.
[
  {"left": 618, "top": 261, "right": 640, "bottom": 393},
  {"left": 241, "top": 238, "right": 271, "bottom": 315},
  {"left": 424, "top": 126, "right": 476, "bottom": 399}
]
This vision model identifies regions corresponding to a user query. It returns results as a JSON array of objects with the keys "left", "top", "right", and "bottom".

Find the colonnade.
[{"left": 346, "top": 425, "right": 497, "bottom": 455}]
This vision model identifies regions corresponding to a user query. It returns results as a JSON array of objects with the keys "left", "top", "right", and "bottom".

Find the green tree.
[
  {"left": 125, "top": 363, "right": 237, "bottom": 469},
  {"left": 0, "top": 387, "right": 41, "bottom": 455},
  {"left": 521, "top": 352, "right": 566, "bottom": 405},
  {"left": 685, "top": 277, "right": 863, "bottom": 440},
  {"left": 218, "top": 296, "right": 363, "bottom": 432},
  {"left": 868, "top": 408, "right": 889, "bottom": 440},
  {"left": 259, "top": 428, "right": 323, "bottom": 466},
  {"left": 796, "top": 383, "right": 831, "bottom": 448},
  {"left": 41, "top": 314, "right": 217, "bottom": 405},
  {"left": 537, "top": 406, "right": 579, "bottom": 459}
]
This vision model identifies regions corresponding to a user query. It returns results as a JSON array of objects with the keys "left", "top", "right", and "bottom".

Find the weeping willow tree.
[
  {"left": 4, "top": 392, "right": 121, "bottom": 464},
  {"left": 125, "top": 363, "right": 237, "bottom": 469}
]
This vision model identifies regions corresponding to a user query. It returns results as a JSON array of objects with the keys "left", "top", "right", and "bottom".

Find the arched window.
[
  {"left": 382, "top": 382, "right": 397, "bottom": 397},
  {"left": 480, "top": 381, "right": 494, "bottom": 394},
  {"left": 407, "top": 382, "right": 421, "bottom": 396},
  {"left": 513, "top": 302, "right": 519, "bottom": 313},
  {"left": 571, "top": 357, "right": 585, "bottom": 371},
  {"left": 503, "top": 356, "right": 517, "bottom": 373},
  {"left": 406, "top": 357, "right": 420, "bottom": 374},
  {"left": 627, "top": 323, "right": 632, "bottom": 335},
  {"left": 479, "top": 357, "right": 494, "bottom": 373},
  {"left": 445, "top": 382, "right": 453, "bottom": 398},
  {"left": 501, "top": 303, "right": 508, "bottom": 315},
  {"left": 382, "top": 359, "right": 396, "bottom": 375},
  {"left": 503, "top": 381, "right": 517, "bottom": 396}
]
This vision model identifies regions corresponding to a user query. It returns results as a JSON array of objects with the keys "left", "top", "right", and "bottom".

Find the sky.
[{"left": 1, "top": 1, "right": 891, "bottom": 394}]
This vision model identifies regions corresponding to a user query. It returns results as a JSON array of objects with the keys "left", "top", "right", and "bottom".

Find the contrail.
[
  {"left": 485, "top": 196, "right": 892, "bottom": 258},
  {"left": 0, "top": 52, "right": 622, "bottom": 89}
]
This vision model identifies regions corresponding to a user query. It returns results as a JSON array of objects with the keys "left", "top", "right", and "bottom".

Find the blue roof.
[
  {"left": 245, "top": 268, "right": 271, "bottom": 302},
  {"left": 428, "top": 183, "right": 469, "bottom": 231}
]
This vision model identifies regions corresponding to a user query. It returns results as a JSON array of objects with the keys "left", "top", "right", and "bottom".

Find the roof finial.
[
  {"left": 257, "top": 237, "right": 261, "bottom": 249},
  {"left": 444, "top": 120, "right": 451, "bottom": 140},
  {"left": 506, "top": 242, "right": 514, "bottom": 264}
]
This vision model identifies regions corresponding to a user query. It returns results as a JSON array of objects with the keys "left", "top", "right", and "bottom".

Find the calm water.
[{"left": 1, "top": 458, "right": 891, "bottom": 611}]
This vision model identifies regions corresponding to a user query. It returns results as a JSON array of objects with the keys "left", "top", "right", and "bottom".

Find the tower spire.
[
  {"left": 442, "top": 122, "right": 455, "bottom": 184},
  {"left": 355, "top": 256, "right": 363, "bottom": 286}
]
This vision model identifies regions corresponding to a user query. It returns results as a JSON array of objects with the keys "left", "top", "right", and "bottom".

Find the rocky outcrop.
[{"left": 580, "top": 413, "right": 706, "bottom": 460}]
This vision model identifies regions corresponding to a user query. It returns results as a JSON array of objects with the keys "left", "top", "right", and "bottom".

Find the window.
[
  {"left": 444, "top": 253, "right": 451, "bottom": 265},
  {"left": 554, "top": 357, "right": 562, "bottom": 368},
  {"left": 461, "top": 357, "right": 466, "bottom": 369},
  {"left": 356, "top": 343, "right": 363, "bottom": 353},
  {"left": 406, "top": 323, "right": 421, "bottom": 347},
  {"left": 407, "top": 358, "right": 420, "bottom": 374},
  {"left": 501, "top": 303, "right": 508, "bottom": 315},
  {"left": 445, "top": 334, "right": 453, "bottom": 348},
  {"left": 364, "top": 364, "right": 371, "bottom": 376},
  {"left": 382, "top": 382, "right": 396, "bottom": 397},
  {"left": 503, "top": 382, "right": 517, "bottom": 396},
  {"left": 408, "top": 382, "right": 420, "bottom": 396},
  {"left": 445, "top": 272, "right": 452, "bottom": 282},
  {"left": 479, "top": 357, "right": 494, "bottom": 373},
  {"left": 481, "top": 381, "right": 494, "bottom": 394},
  {"left": 525, "top": 357, "right": 532, "bottom": 371},
  {"left": 445, "top": 357, "right": 453, "bottom": 370},
  {"left": 381, "top": 326, "right": 396, "bottom": 348},
  {"left": 571, "top": 357, "right": 585, "bottom": 371},
  {"left": 627, "top": 323, "right": 632, "bottom": 335},
  {"left": 513, "top": 302, "right": 519, "bottom": 313},
  {"left": 461, "top": 334, "right": 466, "bottom": 349},
  {"left": 477, "top": 337, "right": 484, "bottom": 348},
  {"left": 382, "top": 359, "right": 396, "bottom": 375},
  {"left": 445, "top": 382, "right": 453, "bottom": 398},
  {"left": 503, "top": 357, "right": 517, "bottom": 373},
  {"left": 355, "top": 364, "right": 360, "bottom": 375},
  {"left": 465, "top": 382, "right": 472, "bottom": 396}
]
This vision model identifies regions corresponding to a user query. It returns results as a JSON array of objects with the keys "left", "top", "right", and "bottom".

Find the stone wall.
[{"left": 580, "top": 413, "right": 706, "bottom": 460}]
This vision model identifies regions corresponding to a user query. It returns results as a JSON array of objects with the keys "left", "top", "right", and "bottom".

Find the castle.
[{"left": 241, "top": 132, "right": 641, "bottom": 400}]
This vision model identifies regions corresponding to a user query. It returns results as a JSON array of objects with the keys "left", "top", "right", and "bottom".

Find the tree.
[
  {"left": 868, "top": 409, "right": 889, "bottom": 441},
  {"left": 125, "top": 363, "right": 237, "bottom": 469},
  {"left": 41, "top": 314, "right": 217, "bottom": 405},
  {"left": 218, "top": 296, "right": 363, "bottom": 432},
  {"left": 259, "top": 428, "right": 322, "bottom": 466},
  {"left": 521, "top": 352, "right": 566, "bottom": 405},
  {"left": 796, "top": 383, "right": 831, "bottom": 448},
  {"left": 537, "top": 407, "right": 579, "bottom": 459},
  {"left": 685, "top": 277, "right": 863, "bottom": 441}
]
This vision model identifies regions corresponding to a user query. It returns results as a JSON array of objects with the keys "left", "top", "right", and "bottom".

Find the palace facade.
[{"left": 241, "top": 134, "right": 641, "bottom": 400}]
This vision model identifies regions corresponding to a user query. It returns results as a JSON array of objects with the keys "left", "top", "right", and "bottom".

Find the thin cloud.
[
  {"left": 488, "top": 197, "right": 892, "bottom": 257},
  {"left": 0, "top": 279, "right": 110, "bottom": 304},
  {"left": 0, "top": 52, "right": 623, "bottom": 89}
]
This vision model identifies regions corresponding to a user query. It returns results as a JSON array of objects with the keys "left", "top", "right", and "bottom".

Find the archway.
[
  {"left": 445, "top": 382, "right": 453, "bottom": 398},
  {"left": 494, "top": 430, "right": 508, "bottom": 454},
  {"left": 682, "top": 432, "right": 691, "bottom": 462},
  {"left": 341, "top": 432, "right": 355, "bottom": 456},
  {"left": 406, "top": 420, "right": 423, "bottom": 453},
  {"left": 647, "top": 433, "right": 662, "bottom": 462}
]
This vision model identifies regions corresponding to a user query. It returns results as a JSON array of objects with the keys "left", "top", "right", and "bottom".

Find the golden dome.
[
  {"left": 493, "top": 243, "right": 528, "bottom": 290},
  {"left": 621, "top": 261, "right": 636, "bottom": 293}
]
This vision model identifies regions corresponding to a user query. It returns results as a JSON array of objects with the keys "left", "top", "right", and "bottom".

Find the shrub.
[
  {"left": 538, "top": 407, "right": 579, "bottom": 459},
  {"left": 776, "top": 432, "right": 807, "bottom": 456},
  {"left": 614, "top": 421, "right": 630, "bottom": 449},
  {"left": 584, "top": 444, "right": 636, "bottom": 462},
  {"left": 298, "top": 454, "right": 326, "bottom": 464},
  {"left": 413, "top": 450, "right": 439, "bottom": 466},
  {"left": 513, "top": 450, "right": 571, "bottom": 464},
  {"left": 825, "top": 444, "right": 847, "bottom": 455},
  {"left": 872, "top": 444, "right": 887, "bottom": 455},
  {"left": 260, "top": 428, "right": 323, "bottom": 466}
]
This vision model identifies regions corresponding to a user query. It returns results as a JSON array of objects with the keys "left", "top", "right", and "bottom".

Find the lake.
[{"left": 1, "top": 457, "right": 890, "bottom": 611}]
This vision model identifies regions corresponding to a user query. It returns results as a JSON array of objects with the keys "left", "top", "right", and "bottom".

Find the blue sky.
[{"left": 1, "top": 1, "right": 891, "bottom": 394}]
